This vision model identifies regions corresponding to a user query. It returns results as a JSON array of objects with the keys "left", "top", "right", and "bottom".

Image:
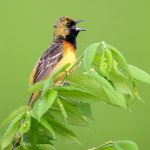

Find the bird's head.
[{"left": 53, "top": 16, "right": 86, "bottom": 41}]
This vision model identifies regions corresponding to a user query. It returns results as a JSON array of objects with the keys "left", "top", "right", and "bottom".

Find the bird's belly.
[{"left": 48, "top": 48, "right": 76, "bottom": 83}]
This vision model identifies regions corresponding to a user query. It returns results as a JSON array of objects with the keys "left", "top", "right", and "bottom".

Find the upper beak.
[
  {"left": 75, "top": 20, "right": 86, "bottom": 31},
  {"left": 75, "top": 20, "right": 85, "bottom": 24}
]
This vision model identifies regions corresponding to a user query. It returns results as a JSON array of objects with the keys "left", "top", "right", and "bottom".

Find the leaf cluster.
[{"left": 0, "top": 41, "right": 150, "bottom": 150}]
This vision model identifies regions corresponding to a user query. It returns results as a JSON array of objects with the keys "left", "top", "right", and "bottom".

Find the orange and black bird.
[{"left": 28, "top": 16, "right": 86, "bottom": 106}]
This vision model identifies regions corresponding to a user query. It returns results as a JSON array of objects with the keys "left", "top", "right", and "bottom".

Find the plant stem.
[
  {"left": 88, "top": 141, "right": 113, "bottom": 150},
  {"left": 61, "top": 54, "right": 84, "bottom": 83},
  {"left": 69, "top": 54, "right": 84, "bottom": 73}
]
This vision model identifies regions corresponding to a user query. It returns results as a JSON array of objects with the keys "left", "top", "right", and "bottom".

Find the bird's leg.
[
  {"left": 63, "top": 81, "right": 70, "bottom": 86},
  {"left": 55, "top": 71, "right": 70, "bottom": 86},
  {"left": 60, "top": 71, "right": 69, "bottom": 84}
]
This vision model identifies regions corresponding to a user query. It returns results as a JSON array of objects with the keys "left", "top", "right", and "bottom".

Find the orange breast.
[
  {"left": 63, "top": 41, "right": 76, "bottom": 53},
  {"left": 48, "top": 41, "right": 76, "bottom": 83}
]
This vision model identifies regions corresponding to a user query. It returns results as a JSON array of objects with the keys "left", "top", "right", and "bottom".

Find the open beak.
[{"left": 75, "top": 20, "right": 86, "bottom": 31}]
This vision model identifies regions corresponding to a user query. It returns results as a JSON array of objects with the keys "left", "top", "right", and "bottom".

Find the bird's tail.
[
  {"left": 28, "top": 93, "right": 34, "bottom": 106},
  {"left": 28, "top": 92, "right": 40, "bottom": 106}
]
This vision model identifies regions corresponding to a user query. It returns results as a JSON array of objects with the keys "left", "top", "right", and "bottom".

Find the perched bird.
[{"left": 28, "top": 16, "right": 86, "bottom": 106}]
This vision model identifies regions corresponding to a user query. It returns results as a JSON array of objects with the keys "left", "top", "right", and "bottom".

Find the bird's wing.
[{"left": 29, "top": 42, "right": 63, "bottom": 85}]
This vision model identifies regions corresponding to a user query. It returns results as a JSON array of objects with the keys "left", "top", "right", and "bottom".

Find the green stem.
[
  {"left": 69, "top": 54, "right": 84, "bottom": 73},
  {"left": 61, "top": 53, "right": 84, "bottom": 83},
  {"left": 88, "top": 141, "right": 113, "bottom": 150}
]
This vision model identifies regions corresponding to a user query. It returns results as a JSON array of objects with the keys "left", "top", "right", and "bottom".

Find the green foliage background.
[{"left": 0, "top": 0, "right": 149, "bottom": 149}]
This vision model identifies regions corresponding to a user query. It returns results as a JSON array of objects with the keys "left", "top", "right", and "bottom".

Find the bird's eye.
[{"left": 66, "top": 23, "right": 71, "bottom": 28}]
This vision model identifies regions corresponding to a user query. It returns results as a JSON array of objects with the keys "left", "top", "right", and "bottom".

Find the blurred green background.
[{"left": 0, "top": 0, "right": 150, "bottom": 149}]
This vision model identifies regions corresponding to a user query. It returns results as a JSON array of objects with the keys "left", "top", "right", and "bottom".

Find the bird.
[{"left": 28, "top": 16, "right": 86, "bottom": 106}]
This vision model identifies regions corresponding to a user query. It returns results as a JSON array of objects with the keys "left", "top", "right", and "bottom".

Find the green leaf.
[
  {"left": 37, "top": 144, "right": 56, "bottom": 150},
  {"left": 61, "top": 100, "right": 88, "bottom": 126},
  {"left": 108, "top": 59, "right": 132, "bottom": 96},
  {"left": 48, "top": 108, "right": 66, "bottom": 124},
  {"left": 92, "top": 54, "right": 102, "bottom": 73},
  {"left": 30, "top": 118, "right": 39, "bottom": 147},
  {"left": 2, "top": 113, "right": 26, "bottom": 149},
  {"left": 40, "top": 117, "right": 56, "bottom": 139},
  {"left": 32, "top": 90, "right": 57, "bottom": 121},
  {"left": 99, "top": 147, "right": 114, "bottom": 150},
  {"left": 109, "top": 73, "right": 132, "bottom": 95},
  {"left": 110, "top": 60, "right": 124, "bottom": 76},
  {"left": 56, "top": 86, "right": 100, "bottom": 103},
  {"left": 0, "top": 106, "right": 29, "bottom": 128},
  {"left": 57, "top": 98, "right": 67, "bottom": 119},
  {"left": 113, "top": 140, "right": 139, "bottom": 150},
  {"left": 67, "top": 73, "right": 108, "bottom": 101},
  {"left": 83, "top": 43, "right": 100, "bottom": 71},
  {"left": 49, "top": 101, "right": 88, "bottom": 127},
  {"left": 46, "top": 117, "right": 80, "bottom": 144},
  {"left": 85, "top": 71, "right": 127, "bottom": 108},
  {"left": 98, "top": 147, "right": 114, "bottom": 150},
  {"left": 42, "top": 63, "right": 71, "bottom": 96},
  {"left": 37, "top": 129, "right": 53, "bottom": 145},
  {"left": 131, "top": 81, "right": 143, "bottom": 102},
  {"left": 128, "top": 64, "right": 150, "bottom": 84},
  {"left": 100, "top": 48, "right": 113, "bottom": 76},
  {"left": 76, "top": 102, "right": 93, "bottom": 119},
  {"left": 15, "top": 143, "right": 56, "bottom": 150},
  {"left": 28, "top": 81, "right": 44, "bottom": 94},
  {"left": 107, "top": 44, "right": 130, "bottom": 74},
  {"left": 19, "top": 116, "right": 31, "bottom": 136}
]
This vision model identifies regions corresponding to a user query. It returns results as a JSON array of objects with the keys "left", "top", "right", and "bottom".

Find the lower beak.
[{"left": 75, "top": 27, "right": 87, "bottom": 31}]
